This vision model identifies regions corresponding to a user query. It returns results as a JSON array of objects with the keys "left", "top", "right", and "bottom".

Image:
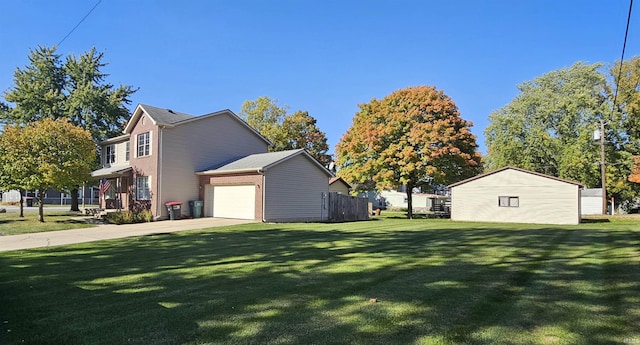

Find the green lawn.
[
  {"left": 1, "top": 218, "right": 639, "bottom": 344},
  {"left": 0, "top": 211, "right": 95, "bottom": 235}
]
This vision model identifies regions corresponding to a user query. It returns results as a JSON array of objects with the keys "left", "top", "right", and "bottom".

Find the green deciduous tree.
[
  {"left": 0, "top": 119, "right": 95, "bottom": 222},
  {"left": 239, "top": 96, "right": 288, "bottom": 147},
  {"left": 240, "top": 97, "right": 331, "bottom": 165},
  {"left": 336, "top": 85, "right": 482, "bottom": 219},
  {"left": 485, "top": 61, "right": 638, "bottom": 206},
  {"left": 1, "top": 46, "right": 137, "bottom": 211},
  {"left": 612, "top": 57, "right": 640, "bottom": 185}
]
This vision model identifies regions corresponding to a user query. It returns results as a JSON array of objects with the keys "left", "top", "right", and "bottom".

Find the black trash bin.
[
  {"left": 189, "top": 200, "right": 203, "bottom": 218},
  {"left": 25, "top": 197, "right": 33, "bottom": 207},
  {"left": 165, "top": 202, "right": 182, "bottom": 220}
]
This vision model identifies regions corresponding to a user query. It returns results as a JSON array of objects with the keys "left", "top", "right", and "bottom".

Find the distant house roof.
[
  {"left": 122, "top": 104, "right": 271, "bottom": 146},
  {"left": 329, "top": 177, "right": 351, "bottom": 189},
  {"left": 448, "top": 166, "right": 584, "bottom": 188},
  {"left": 197, "top": 149, "right": 334, "bottom": 177}
]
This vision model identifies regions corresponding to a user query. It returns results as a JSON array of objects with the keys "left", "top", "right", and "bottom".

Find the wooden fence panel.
[{"left": 328, "top": 192, "right": 369, "bottom": 222}]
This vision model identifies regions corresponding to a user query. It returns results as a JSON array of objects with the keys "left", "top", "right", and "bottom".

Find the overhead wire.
[
  {"left": 56, "top": 0, "right": 102, "bottom": 47},
  {"left": 611, "top": 0, "right": 634, "bottom": 111}
]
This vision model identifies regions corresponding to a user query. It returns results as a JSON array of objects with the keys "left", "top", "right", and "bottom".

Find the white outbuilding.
[{"left": 448, "top": 167, "right": 583, "bottom": 225}]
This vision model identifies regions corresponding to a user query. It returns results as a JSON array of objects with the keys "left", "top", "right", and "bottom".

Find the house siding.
[
  {"left": 329, "top": 182, "right": 350, "bottom": 195},
  {"left": 101, "top": 137, "right": 130, "bottom": 168},
  {"left": 128, "top": 113, "right": 160, "bottom": 216},
  {"left": 451, "top": 169, "right": 581, "bottom": 225},
  {"left": 158, "top": 113, "right": 269, "bottom": 218},
  {"left": 264, "top": 155, "right": 329, "bottom": 222}
]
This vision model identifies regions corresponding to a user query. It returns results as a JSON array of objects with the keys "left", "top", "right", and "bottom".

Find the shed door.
[{"left": 212, "top": 185, "right": 256, "bottom": 220}]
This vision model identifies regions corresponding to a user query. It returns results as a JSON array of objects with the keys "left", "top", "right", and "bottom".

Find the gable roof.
[
  {"left": 447, "top": 166, "right": 584, "bottom": 188},
  {"left": 123, "top": 104, "right": 271, "bottom": 146},
  {"left": 329, "top": 177, "right": 352, "bottom": 189},
  {"left": 197, "top": 149, "right": 334, "bottom": 177}
]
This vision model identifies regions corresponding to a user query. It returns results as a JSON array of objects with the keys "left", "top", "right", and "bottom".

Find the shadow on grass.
[
  {"left": 581, "top": 218, "right": 611, "bottom": 223},
  {"left": 0, "top": 221, "right": 639, "bottom": 344}
]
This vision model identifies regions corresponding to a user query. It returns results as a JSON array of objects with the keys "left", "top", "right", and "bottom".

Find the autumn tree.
[
  {"left": 240, "top": 97, "right": 331, "bottom": 165},
  {"left": 485, "top": 61, "right": 637, "bottom": 206},
  {"left": 0, "top": 119, "right": 95, "bottom": 222},
  {"left": 0, "top": 131, "right": 32, "bottom": 218},
  {"left": 281, "top": 110, "right": 331, "bottom": 166},
  {"left": 336, "top": 86, "right": 482, "bottom": 219},
  {"left": 1, "top": 46, "right": 136, "bottom": 211}
]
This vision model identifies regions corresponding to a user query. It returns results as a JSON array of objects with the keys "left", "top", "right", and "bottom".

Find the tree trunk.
[
  {"left": 70, "top": 187, "right": 80, "bottom": 212},
  {"left": 406, "top": 182, "right": 414, "bottom": 219},
  {"left": 19, "top": 189, "right": 24, "bottom": 218},
  {"left": 38, "top": 189, "right": 45, "bottom": 222}
]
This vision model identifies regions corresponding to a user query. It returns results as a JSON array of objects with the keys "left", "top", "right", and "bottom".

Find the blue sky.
[{"left": 1, "top": 1, "right": 638, "bottom": 155}]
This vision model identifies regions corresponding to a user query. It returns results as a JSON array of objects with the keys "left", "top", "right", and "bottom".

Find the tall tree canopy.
[
  {"left": 612, "top": 57, "right": 640, "bottom": 184},
  {"left": 240, "top": 96, "right": 331, "bottom": 165},
  {"left": 0, "top": 119, "right": 95, "bottom": 222},
  {"left": 485, "top": 62, "right": 608, "bottom": 185},
  {"left": 239, "top": 96, "right": 288, "bottom": 147},
  {"left": 281, "top": 110, "right": 331, "bottom": 166},
  {"left": 485, "top": 61, "right": 638, "bottom": 207},
  {"left": 1, "top": 46, "right": 137, "bottom": 210},
  {"left": 336, "top": 85, "right": 482, "bottom": 219}
]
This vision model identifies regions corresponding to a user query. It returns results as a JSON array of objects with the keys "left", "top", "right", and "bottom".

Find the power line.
[
  {"left": 612, "top": 0, "right": 634, "bottom": 108},
  {"left": 56, "top": 0, "right": 102, "bottom": 47},
  {"left": 601, "top": 0, "right": 634, "bottom": 215}
]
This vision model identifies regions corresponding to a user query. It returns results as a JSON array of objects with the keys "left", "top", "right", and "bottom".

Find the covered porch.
[{"left": 90, "top": 166, "right": 133, "bottom": 212}]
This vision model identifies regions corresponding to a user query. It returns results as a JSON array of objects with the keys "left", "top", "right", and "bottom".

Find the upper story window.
[
  {"left": 137, "top": 132, "right": 151, "bottom": 157},
  {"left": 105, "top": 145, "right": 116, "bottom": 164},
  {"left": 498, "top": 196, "right": 519, "bottom": 207},
  {"left": 125, "top": 142, "right": 130, "bottom": 161}
]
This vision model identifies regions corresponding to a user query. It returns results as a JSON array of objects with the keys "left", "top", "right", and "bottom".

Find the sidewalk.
[{"left": 0, "top": 218, "right": 253, "bottom": 252}]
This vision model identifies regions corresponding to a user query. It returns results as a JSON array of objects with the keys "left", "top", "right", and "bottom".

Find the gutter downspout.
[
  {"left": 261, "top": 170, "right": 266, "bottom": 222},
  {"left": 157, "top": 126, "right": 164, "bottom": 219}
]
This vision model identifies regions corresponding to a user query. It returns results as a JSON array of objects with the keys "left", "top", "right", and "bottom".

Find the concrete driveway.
[{"left": 0, "top": 218, "right": 254, "bottom": 252}]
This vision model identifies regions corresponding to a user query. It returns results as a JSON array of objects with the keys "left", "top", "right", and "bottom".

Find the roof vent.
[{"left": 167, "top": 109, "right": 175, "bottom": 114}]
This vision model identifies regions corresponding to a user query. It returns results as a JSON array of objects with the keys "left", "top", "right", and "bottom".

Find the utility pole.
[{"left": 600, "top": 119, "right": 607, "bottom": 215}]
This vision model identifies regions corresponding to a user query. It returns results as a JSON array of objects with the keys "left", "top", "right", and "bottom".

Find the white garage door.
[{"left": 212, "top": 185, "right": 256, "bottom": 220}]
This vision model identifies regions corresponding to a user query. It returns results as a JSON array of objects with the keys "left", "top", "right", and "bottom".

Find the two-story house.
[{"left": 92, "top": 104, "right": 333, "bottom": 222}]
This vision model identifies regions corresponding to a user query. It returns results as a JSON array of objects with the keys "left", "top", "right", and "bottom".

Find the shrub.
[
  {"left": 136, "top": 210, "right": 153, "bottom": 223},
  {"left": 104, "top": 210, "right": 153, "bottom": 225}
]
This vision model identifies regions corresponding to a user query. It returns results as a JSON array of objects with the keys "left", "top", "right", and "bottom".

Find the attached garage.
[
  {"left": 204, "top": 185, "right": 256, "bottom": 219},
  {"left": 448, "top": 166, "right": 584, "bottom": 225},
  {"left": 197, "top": 149, "right": 333, "bottom": 222}
]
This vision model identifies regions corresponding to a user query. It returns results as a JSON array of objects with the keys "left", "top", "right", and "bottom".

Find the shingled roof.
[
  {"left": 139, "top": 104, "right": 194, "bottom": 125},
  {"left": 197, "top": 149, "right": 333, "bottom": 177}
]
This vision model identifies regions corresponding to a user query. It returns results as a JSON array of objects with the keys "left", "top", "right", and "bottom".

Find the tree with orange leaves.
[{"left": 336, "top": 86, "right": 482, "bottom": 219}]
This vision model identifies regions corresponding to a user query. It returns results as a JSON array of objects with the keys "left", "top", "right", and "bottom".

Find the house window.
[
  {"left": 137, "top": 132, "right": 150, "bottom": 157},
  {"left": 125, "top": 142, "right": 130, "bottom": 161},
  {"left": 105, "top": 145, "right": 115, "bottom": 164},
  {"left": 499, "top": 196, "right": 519, "bottom": 207},
  {"left": 136, "top": 176, "right": 151, "bottom": 200}
]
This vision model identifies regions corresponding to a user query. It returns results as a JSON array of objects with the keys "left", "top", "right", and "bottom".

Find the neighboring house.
[
  {"left": 1, "top": 188, "right": 99, "bottom": 205},
  {"left": 448, "top": 166, "right": 583, "bottom": 225},
  {"left": 329, "top": 177, "right": 351, "bottom": 194},
  {"left": 92, "top": 104, "right": 271, "bottom": 219},
  {"left": 92, "top": 104, "right": 334, "bottom": 221},
  {"left": 380, "top": 190, "right": 437, "bottom": 211},
  {"left": 197, "top": 149, "right": 333, "bottom": 222},
  {"left": 581, "top": 188, "right": 603, "bottom": 215}
]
